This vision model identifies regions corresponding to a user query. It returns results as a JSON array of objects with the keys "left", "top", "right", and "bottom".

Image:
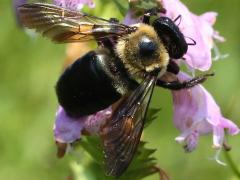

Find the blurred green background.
[{"left": 0, "top": 0, "right": 240, "bottom": 179}]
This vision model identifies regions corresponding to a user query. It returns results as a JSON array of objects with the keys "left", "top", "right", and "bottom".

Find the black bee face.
[{"left": 152, "top": 17, "right": 188, "bottom": 59}]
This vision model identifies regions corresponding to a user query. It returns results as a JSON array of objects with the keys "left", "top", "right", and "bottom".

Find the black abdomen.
[{"left": 56, "top": 49, "right": 138, "bottom": 118}]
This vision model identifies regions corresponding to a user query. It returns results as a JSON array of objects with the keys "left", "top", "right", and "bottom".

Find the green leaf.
[
  {"left": 72, "top": 136, "right": 161, "bottom": 179},
  {"left": 72, "top": 107, "right": 163, "bottom": 179},
  {"left": 144, "top": 108, "right": 161, "bottom": 128},
  {"left": 129, "top": 0, "right": 163, "bottom": 17},
  {"left": 119, "top": 141, "right": 159, "bottom": 179},
  {"left": 79, "top": 136, "right": 104, "bottom": 164},
  {"left": 112, "top": 0, "right": 129, "bottom": 16}
]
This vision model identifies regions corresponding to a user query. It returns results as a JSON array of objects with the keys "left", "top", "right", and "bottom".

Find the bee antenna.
[
  {"left": 185, "top": 36, "right": 196, "bottom": 46},
  {"left": 174, "top": 15, "right": 182, "bottom": 26}
]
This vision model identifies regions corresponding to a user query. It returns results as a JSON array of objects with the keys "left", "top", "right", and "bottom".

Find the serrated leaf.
[
  {"left": 73, "top": 137, "right": 161, "bottom": 179},
  {"left": 80, "top": 136, "right": 104, "bottom": 164},
  {"left": 72, "top": 109, "right": 163, "bottom": 179},
  {"left": 118, "top": 141, "right": 159, "bottom": 179}
]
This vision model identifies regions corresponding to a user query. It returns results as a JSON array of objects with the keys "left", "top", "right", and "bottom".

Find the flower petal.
[
  {"left": 175, "top": 130, "right": 199, "bottom": 152},
  {"left": 83, "top": 106, "right": 112, "bottom": 134},
  {"left": 54, "top": 106, "right": 86, "bottom": 143},
  {"left": 162, "top": 0, "right": 224, "bottom": 71},
  {"left": 212, "top": 126, "right": 224, "bottom": 148},
  {"left": 172, "top": 72, "right": 239, "bottom": 153},
  {"left": 54, "top": 106, "right": 112, "bottom": 143},
  {"left": 123, "top": 10, "right": 141, "bottom": 25},
  {"left": 53, "top": 0, "right": 95, "bottom": 10}
]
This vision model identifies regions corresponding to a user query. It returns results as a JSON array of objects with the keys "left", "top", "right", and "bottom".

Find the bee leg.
[
  {"left": 167, "top": 60, "right": 180, "bottom": 75},
  {"left": 156, "top": 73, "right": 214, "bottom": 90}
]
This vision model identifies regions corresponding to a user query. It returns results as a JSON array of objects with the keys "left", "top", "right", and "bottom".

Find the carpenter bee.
[{"left": 18, "top": 3, "right": 211, "bottom": 176}]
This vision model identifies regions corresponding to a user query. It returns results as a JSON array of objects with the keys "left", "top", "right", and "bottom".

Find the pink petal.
[
  {"left": 162, "top": 0, "right": 224, "bottom": 71},
  {"left": 175, "top": 130, "right": 199, "bottom": 152},
  {"left": 83, "top": 106, "right": 112, "bottom": 134},
  {"left": 200, "top": 12, "right": 217, "bottom": 25},
  {"left": 54, "top": 106, "right": 86, "bottom": 143},
  {"left": 172, "top": 72, "right": 208, "bottom": 133},
  {"left": 53, "top": 106, "right": 112, "bottom": 143},
  {"left": 220, "top": 117, "right": 240, "bottom": 135},
  {"left": 53, "top": 0, "right": 95, "bottom": 10},
  {"left": 172, "top": 72, "right": 239, "bottom": 152},
  {"left": 212, "top": 126, "right": 224, "bottom": 148},
  {"left": 123, "top": 11, "right": 141, "bottom": 25}
]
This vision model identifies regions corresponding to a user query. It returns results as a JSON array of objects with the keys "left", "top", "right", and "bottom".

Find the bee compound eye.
[{"left": 138, "top": 38, "right": 157, "bottom": 57}]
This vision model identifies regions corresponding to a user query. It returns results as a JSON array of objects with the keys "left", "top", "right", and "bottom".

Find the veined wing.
[
  {"left": 18, "top": 3, "right": 135, "bottom": 43},
  {"left": 100, "top": 76, "right": 157, "bottom": 176}
]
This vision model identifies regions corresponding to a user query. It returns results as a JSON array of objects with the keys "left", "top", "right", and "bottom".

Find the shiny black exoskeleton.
[
  {"left": 56, "top": 49, "right": 138, "bottom": 118},
  {"left": 152, "top": 16, "right": 188, "bottom": 59},
  {"left": 143, "top": 10, "right": 188, "bottom": 59}
]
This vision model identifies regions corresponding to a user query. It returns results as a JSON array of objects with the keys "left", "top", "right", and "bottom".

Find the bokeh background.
[{"left": 0, "top": 0, "right": 240, "bottom": 179}]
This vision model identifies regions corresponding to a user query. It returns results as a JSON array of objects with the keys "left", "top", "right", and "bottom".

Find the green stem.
[{"left": 224, "top": 150, "right": 240, "bottom": 178}]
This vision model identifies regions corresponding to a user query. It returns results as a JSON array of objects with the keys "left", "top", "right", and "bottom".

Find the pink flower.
[
  {"left": 161, "top": 0, "right": 224, "bottom": 71},
  {"left": 124, "top": 11, "right": 141, "bottom": 25},
  {"left": 172, "top": 72, "right": 239, "bottom": 163},
  {"left": 54, "top": 106, "right": 112, "bottom": 144},
  {"left": 53, "top": 0, "right": 95, "bottom": 10}
]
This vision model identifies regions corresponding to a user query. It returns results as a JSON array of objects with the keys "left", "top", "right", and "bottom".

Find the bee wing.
[
  {"left": 100, "top": 76, "right": 156, "bottom": 176},
  {"left": 18, "top": 3, "right": 132, "bottom": 43}
]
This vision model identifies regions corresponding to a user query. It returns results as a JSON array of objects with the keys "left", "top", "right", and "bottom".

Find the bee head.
[
  {"left": 116, "top": 24, "right": 169, "bottom": 76},
  {"left": 151, "top": 16, "right": 188, "bottom": 59}
]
